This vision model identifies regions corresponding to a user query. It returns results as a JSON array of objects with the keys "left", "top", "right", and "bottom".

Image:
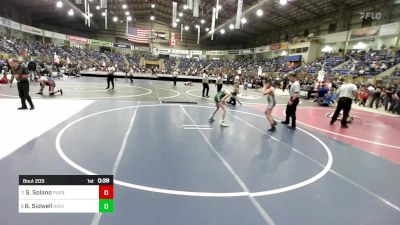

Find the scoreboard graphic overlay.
[{"left": 19, "top": 175, "right": 114, "bottom": 213}]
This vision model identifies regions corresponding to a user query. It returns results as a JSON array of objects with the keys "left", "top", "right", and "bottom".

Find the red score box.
[{"left": 99, "top": 185, "right": 114, "bottom": 199}]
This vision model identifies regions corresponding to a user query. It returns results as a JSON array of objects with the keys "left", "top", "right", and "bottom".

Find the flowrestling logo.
[{"left": 359, "top": 12, "right": 382, "bottom": 20}]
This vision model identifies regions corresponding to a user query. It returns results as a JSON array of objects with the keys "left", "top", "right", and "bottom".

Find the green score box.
[{"left": 99, "top": 199, "right": 114, "bottom": 213}]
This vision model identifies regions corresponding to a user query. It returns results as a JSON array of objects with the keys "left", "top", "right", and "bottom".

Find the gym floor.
[{"left": 0, "top": 77, "right": 399, "bottom": 225}]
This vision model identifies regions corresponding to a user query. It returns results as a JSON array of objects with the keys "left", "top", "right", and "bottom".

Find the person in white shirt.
[
  {"left": 128, "top": 66, "right": 134, "bottom": 83},
  {"left": 202, "top": 70, "right": 210, "bottom": 97},
  {"left": 281, "top": 74, "right": 300, "bottom": 129},
  {"left": 106, "top": 66, "right": 116, "bottom": 90},
  {"left": 172, "top": 70, "right": 178, "bottom": 86},
  {"left": 216, "top": 73, "right": 223, "bottom": 92},
  {"left": 330, "top": 79, "right": 357, "bottom": 128}
]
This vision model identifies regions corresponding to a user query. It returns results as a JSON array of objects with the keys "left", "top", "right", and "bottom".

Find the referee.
[
  {"left": 330, "top": 80, "right": 357, "bottom": 128},
  {"left": 281, "top": 73, "right": 300, "bottom": 129},
  {"left": 9, "top": 59, "right": 34, "bottom": 110}
]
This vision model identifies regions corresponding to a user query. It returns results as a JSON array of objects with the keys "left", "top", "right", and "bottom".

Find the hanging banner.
[
  {"left": 193, "top": 0, "right": 199, "bottom": 17},
  {"left": 258, "top": 66, "right": 262, "bottom": 76},
  {"left": 172, "top": 49, "right": 189, "bottom": 55},
  {"left": 190, "top": 50, "right": 203, "bottom": 55},
  {"left": 255, "top": 45, "right": 270, "bottom": 53},
  {"left": 113, "top": 43, "right": 131, "bottom": 49},
  {"left": 280, "top": 42, "right": 288, "bottom": 50},
  {"left": 154, "top": 31, "right": 167, "bottom": 40},
  {"left": 53, "top": 32, "right": 67, "bottom": 40},
  {"left": 172, "top": 2, "right": 177, "bottom": 25},
  {"left": 134, "top": 46, "right": 151, "bottom": 51},
  {"left": 235, "top": 0, "right": 243, "bottom": 29},
  {"left": 379, "top": 23, "right": 399, "bottom": 36},
  {"left": 211, "top": 7, "right": 216, "bottom": 40},
  {"left": 197, "top": 27, "right": 200, "bottom": 44},
  {"left": 188, "top": 0, "right": 193, "bottom": 10},
  {"left": 271, "top": 43, "right": 281, "bottom": 50},
  {"left": 206, "top": 50, "right": 224, "bottom": 55},
  {"left": 180, "top": 24, "right": 183, "bottom": 42},
  {"left": 43, "top": 30, "right": 53, "bottom": 38},
  {"left": 0, "top": 17, "right": 20, "bottom": 30},
  {"left": 100, "top": 0, "right": 107, "bottom": 8},
  {"left": 350, "top": 26, "right": 380, "bottom": 39},
  {"left": 169, "top": 33, "right": 177, "bottom": 46},
  {"left": 227, "top": 50, "right": 239, "bottom": 55},
  {"left": 216, "top": 0, "right": 219, "bottom": 19},
  {"left": 158, "top": 48, "right": 171, "bottom": 54},
  {"left": 89, "top": 39, "right": 112, "bottom": 47},
  {"left": 68, "top": 35, "right": 89, "bottom": 44},
  {"left": 21, "top": 24, "right": 43, "bottom": 36},
  {"left": 241, "top": 49, "right": 254, "bottom": 54}
]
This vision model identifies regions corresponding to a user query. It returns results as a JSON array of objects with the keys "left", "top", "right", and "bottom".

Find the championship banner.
[
  {"left": 280, "top": 42, "right": 288, "bottom": 50},
  {"left": 169, "top": 33, "right": 177, "bottom": 46},
  {"left": 211, "top": 7, "right": 216, "bottom": 40},
  {"left": 350, "top": 26, "right": 380, "bottom": 39},
  {"left": 227, "top": 50, "right": 239, "bottom": 55},
  {"left": 193, "top": 0, "right": 199, "bottom": 17},
  {"left": 113, "top": 43, "right": 131, "bottom": 49},
  {"left": 215, "top": 0, "right": 219, "bottom": 19},
  {"left": 172, "top": 2, "right": 177, "bottom": 25},
  {"left": 271, "top": 43, "right": 281, "bottom": 50},
  {"left": 89, "top": 39, "right": 112, "bottom": 47},
  {"left": 68, "top": 36, "right": 89, "bottom": 44},
  {"left": 235, "top": 0, "right": 243, "bottom": 29},
  {"left": 0, "top": 17, "right": 20, "bottom": 30},
  {"left": 187, "top": 0, "right": 193, "bottom": 10},
  {"left": 379, "top": 23, "right": 399, "bottom": 36},
  {"left": 21, "top": 24, "right": 43, "bottom": 36},
  {"left": 154, "top": 31, "right": 167, "bottom": 40},
  {"left": 100, "top": 0, "right": 107, "bottom": 8},
  {"left": 134, "top": 46, "right": 151, "bottom": 51},
  {"left": 44, "top": 30, "right": 53, "bottom": 38},
  {"left": 53, "top": 32, "right": 67, "bottom": 40}
]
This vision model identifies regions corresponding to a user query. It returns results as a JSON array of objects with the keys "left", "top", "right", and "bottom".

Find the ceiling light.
[
  {"left": 125, "top": 11, "right": 130, "bottom": 16},
  {"left": 205, "top": 27, "right": 210, "bottom": 32},
  {"left": 200, "top": 19, "right": 205, "bottom": 24},
  {"left": 56, "top": 1, "right": 63, "bottom": 8},
  {"left": 101, "top": 12, "right": 106, "bottom": 16},
  {"left": 184, "top": 25, "right": 189, "bottom": 31},
  {"left": 229, "top": 24, "right": 234, "bottom": 30},
  {"left": 195, "top": 24, "right": 200, "bottom": 29},
  {"left": 217, "top": 5, "right": 222, "bottom": 10},
  {"left": 113, "top": 16, "right": 118, "bottom": 22},
  {"left": 68, "top": 9, "right": 74, "bottom": 16},
  {"left": 183, "top": 5, "right": 188, "bottom": 10},
  {"left": 89, "top": 13, "right": 93, "bottom": 17},
  {"left": 122, "top": 4, "right": 127, "bottom": 9},
  {"left": 279, "top": 0, "right": 288, "bottom": 5},
  {"left": 150, "top": 15, "right": 155, "bottom": 20},
  {"left": 220, "top": 29, "right": 225, "bottom": 34},
  {"left": 172, "top": 22, "right": 177, "bottom": 27},
  {"left": 96, "top": 5, "right": 100, "bottom": 10},
  {"left": 151, "top": 3, "right": 155, "bottom": 8},
  {"left": 179, "top": 12, "right": 183, "bottom": 17},
  {"left": 241, "top": 17, "right": 247, "bottom": 24},
  {"left": 176, "top": 18, "right": 180, "bottom": 22},
  {"left": 256, "top": 9, "right": 263, "bottom": 16},
  {"left": 127, "top": 16, "right": 132, "bottom": 21}
]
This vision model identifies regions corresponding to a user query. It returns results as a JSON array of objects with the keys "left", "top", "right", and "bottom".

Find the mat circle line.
[{"left": 55, "top": 104, "right": 333, "bottom": 197}]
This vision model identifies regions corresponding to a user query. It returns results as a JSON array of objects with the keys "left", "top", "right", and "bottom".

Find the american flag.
[{"left": 127, "top": 27, "right": 150, "bottom": 44}]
